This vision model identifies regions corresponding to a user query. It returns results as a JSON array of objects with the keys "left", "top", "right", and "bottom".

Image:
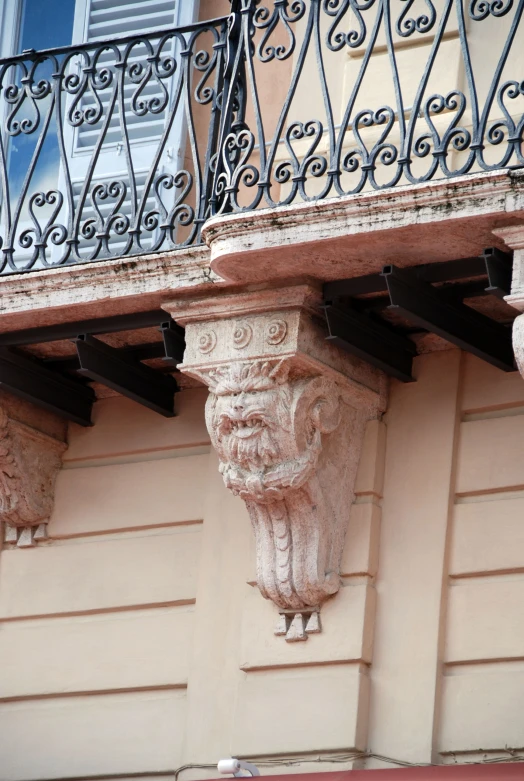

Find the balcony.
[
  {"left": 0, "top": 0, "right": 521, "bottom": 430},
  {"left": 0, "top": 0, "right": 522, "bottom": 274}
]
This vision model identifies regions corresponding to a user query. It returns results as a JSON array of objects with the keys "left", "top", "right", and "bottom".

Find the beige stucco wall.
[{"left": 1, "top": 346, "right": 523, "bottom": 779}]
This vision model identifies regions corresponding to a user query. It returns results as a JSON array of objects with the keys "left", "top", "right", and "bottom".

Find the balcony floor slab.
[
  {"left": 0, "top": 246, "right": 222, "bottom": 332},
  {"left": 203, "top": 170, "right": 524, "bottom": 287}
]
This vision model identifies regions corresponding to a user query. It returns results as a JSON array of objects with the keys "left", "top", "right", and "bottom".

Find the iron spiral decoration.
[{"left": 0, "top": 1, "right": 522, "bottom": 273}]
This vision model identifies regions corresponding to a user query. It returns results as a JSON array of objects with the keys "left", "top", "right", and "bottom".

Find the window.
[
  {"left": 0, "top": 0, "right": 199, "bottom": 266},
  {"left": 17, "top": 0, "right": 76, "bottom": 52}
]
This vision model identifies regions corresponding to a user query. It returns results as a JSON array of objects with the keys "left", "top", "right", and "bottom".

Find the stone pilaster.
[
  {"left": 163, "top": 286, "right": 385, "bottom": 640},
  {"left": 0, "top": 403, "right": 67, "bottom": 548}
]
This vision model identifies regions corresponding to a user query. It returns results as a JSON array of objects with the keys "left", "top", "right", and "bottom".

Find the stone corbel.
[
  {"left": 163, "top": 286, "right": 386, "bottom": 641},
  {"left": 0, "top": 406, "right": 67, "bottom": 548},
  {"left": 494, "top": 225, "right": 524, "bottom": 377}
]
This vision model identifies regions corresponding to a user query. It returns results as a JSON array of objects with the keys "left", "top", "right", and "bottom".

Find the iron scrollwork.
[
  {"left": 0, "top": 16, "right": 228, "bottom": 273},
  {"left": 0, "top": 1, "right": 522, "bottom": 273},
  {"left": 212, "top": 0, "right": 524, "bottom": 216}
]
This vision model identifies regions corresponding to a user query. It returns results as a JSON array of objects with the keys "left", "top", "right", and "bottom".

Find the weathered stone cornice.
[
  {"left": 0, "top": 245, "right": 219, "bottom": 329},
  {"left": 203, "top": 169, "right": 524, "bottom": 285}
]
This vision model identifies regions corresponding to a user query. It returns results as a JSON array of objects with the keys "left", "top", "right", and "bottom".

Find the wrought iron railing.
[
  {"left": 0, "top": 0, "right": 523, "bottom": 273},
  {"left": 0, "top": 15, "right": 228, "bottom": 273}
]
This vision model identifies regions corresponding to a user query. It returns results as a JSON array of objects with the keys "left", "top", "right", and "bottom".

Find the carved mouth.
[{"left": 229, "top": 418, "right": 266, "bottom": 439}]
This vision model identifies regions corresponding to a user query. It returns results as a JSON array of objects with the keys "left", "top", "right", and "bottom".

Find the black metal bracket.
[
  {"left": 483, "top": 247, "right": 513, "bottom": 299},
  {"left": 381, "top": 264, "right": 515, "bottom": 372},
  {"left": 161, "top": 321, "right": 186, "bottom": 366},
  {"left": 0, "top": 310, "right": 170, "bottom": 347},
  {"left": 323, "top": 302, "right": 416, "bottom": 382},
  {"left": 0, "top": 348, "right": 94, "bottom": 426},
  {"left": 43, "top": 342, "right": 169, "bottom": 373},
  {"left": 75, "top": 335, "right": 178, "bottom": 418},
  {"left": 323, "top": 250, "right": 514, "bottom": 302}
]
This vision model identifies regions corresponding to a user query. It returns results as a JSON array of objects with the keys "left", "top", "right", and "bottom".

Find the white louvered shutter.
[{"left": 61, "top": 0, "right": 198, "bottom": 257}]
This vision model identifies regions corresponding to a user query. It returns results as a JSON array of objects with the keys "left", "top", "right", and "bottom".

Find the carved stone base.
[
  {"left": 275, "top": 608, "right": 321, "bottom": 642},
  {"left": 164, "top": 286, "right": 385, "bottom": 636},
  {"left": 4, "top": 522, "right": 49, "bottom": 548}
]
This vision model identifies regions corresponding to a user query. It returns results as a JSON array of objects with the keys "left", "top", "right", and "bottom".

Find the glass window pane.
[{"left": 18, "top": 0, "right": 76, "bottom": 52}]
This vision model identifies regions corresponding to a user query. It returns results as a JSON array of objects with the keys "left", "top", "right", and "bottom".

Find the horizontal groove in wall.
[
  {"left": 455, "top": 488, "right": 524, "bottom": 504},
  {"left": 455, "top": 484, "right": 524, "bottom": 500},
  {"left": 40, "top": 524, "right": 202, "bottom": 548},
  {"left": 0, "top": 598, "right": 196, "bottom": 624},
  {"left": 449, "top": 569, "right": 524, "bottom": 583},
  {"left": 0, "top": 683, "right": 187, "bottom": 705},
  {"left": 340, "top": 573, "right": 374, "bottom": 584},
  {"left": 462, "top": 403, "right": 524, "bottom": 422},
  {"left": 353, "top": 494, "right": 382, "bottom": 506},
  {"left": 240, "top": 658, "right": 367, "bottom": 673},
  {"left": 49, "top": 519, "right": 203, "bottom": 542},
  {"left": 63, "top": 443, "right": 211, "bottom": 469},
  {"left": 445, "top": 657, "right": 524, "bottom": 672}
]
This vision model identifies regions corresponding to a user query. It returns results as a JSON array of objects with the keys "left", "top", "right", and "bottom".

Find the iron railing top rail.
[
  {"left": 0, "top": 14, "right": 231, "bottom": 65},
  {"left": 0, "top": 0, "right": 522, "bottom": 274}
]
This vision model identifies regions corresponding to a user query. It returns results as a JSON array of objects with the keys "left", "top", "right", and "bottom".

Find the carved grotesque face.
[
  {"left": 211, "top": 384, "right": 293, "bottom": 470},
  {"left": 204, "top": 361, "right": 341, "bottom": 502}
]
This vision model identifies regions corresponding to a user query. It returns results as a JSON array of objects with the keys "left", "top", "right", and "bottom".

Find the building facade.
[{"left": 0, "top": 1, "right": 523, "bottom": 779}]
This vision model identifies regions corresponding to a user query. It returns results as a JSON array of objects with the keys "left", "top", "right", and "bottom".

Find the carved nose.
[{"left": 232, "top": 393, "right": 246, "bottom": 411}]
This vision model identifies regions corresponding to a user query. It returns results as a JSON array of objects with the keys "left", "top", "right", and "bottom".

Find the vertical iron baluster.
[
  {"left": 476, "top": 0, "right": 524, "bottom": 170},
  {"left": 210, "top": 0, "right": 246, "bottom": 215},
  {"left": 70, "top": 44, "right": 121, "bottom": 262},
  {"left": 0, "top": 63, "right": 14, "bottom": 272},
  {"left": 333, "top": 1, "right": 383, "bottom": 195},
  {"left": 53, "top": 54, "right": 76, "bottom": 266},
  {"left": 265, "top": 1, "right": 316, "bottom": 207},
  {"left": 301, "top": 0, "right": 336, "bottom": 202},
  {"left": 366, "top": 0, "right": 403, "bottom": 189},
  {"left": 7, "top": 56, "right": 57, "bottom": 271},
  {"left": 134, "top": 32, "right": 186, "bottom": 252},
  {"left": 448, "top": 0, "right": 478, "bottom": 175},
  {"left": 116, "top": 40, "right": 139, "bottom": 257},
  {"left": 402, "top": 0, "right": 453, "bottom": 184},
  {"left": 197, "top": 22, "right": 227, "bottom": 234}
]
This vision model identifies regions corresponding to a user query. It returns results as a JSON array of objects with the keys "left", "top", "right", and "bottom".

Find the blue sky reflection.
[{"left": 8, "top": 0, "right": 75, "bottom": 204}]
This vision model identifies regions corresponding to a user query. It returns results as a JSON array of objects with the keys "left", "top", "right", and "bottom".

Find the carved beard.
[{"left": 216, "top": 411, "right": 281, "bottom": 470}]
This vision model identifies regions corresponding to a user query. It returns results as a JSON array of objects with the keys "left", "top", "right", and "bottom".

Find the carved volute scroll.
[
  {"left": 164, "top": 286, "right": 385, "bottom": 641},
  {"left": 0, "top": 406, "right": 67, "bottom": 548}
]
